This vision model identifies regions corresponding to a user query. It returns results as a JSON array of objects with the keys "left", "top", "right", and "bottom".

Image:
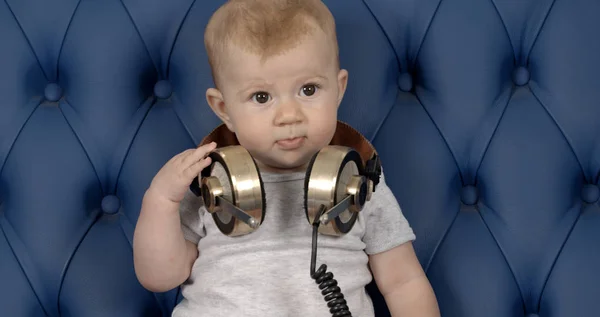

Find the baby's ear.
[
  {"left": 206, "top": 88, "right": 234, "bottom": 131},
  {"left": 336, "top": 69, "right": 349, "bottom": 107}
]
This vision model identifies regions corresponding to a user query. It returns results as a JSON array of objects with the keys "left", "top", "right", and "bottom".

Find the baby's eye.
[
  {"left": 300, "top": 84, "right": 319, "bottom": 97},
  {"left": 252, "top": 92, "right": 271, "bottom": 104}
]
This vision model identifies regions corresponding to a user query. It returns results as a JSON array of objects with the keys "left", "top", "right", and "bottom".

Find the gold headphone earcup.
[
  {"left": 201, "top": 146, "right": 266, "bottom": 236},
  {"left": 207, "top": 162, "right": 234, "bottom": 232},
  {"left": 304, "top": 146, "right": 363, "bottom": 236}
]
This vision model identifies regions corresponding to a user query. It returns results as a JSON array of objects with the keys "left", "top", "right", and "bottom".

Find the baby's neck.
[{"left": 256, "top": 161, "right": 308, "bottom": 175}]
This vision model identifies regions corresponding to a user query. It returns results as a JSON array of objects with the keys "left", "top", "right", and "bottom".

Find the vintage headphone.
[
  {"left": 187, "top": 121, "right": 381, "bottom": 317},
  {"left": 188, "top": 120, "right": 382, "bottom": 238}
]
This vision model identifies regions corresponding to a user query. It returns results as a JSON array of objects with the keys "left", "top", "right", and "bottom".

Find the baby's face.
[{"left": 208, "top": 28, "right": 348, "bottom": 173}]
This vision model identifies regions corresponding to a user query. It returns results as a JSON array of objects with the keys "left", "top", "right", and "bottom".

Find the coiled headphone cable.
[{"left": 310, "top": 205, "right": 353, "bottom": 317}]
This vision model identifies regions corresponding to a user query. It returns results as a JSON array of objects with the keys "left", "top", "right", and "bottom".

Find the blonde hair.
[{"left": 204, "top": 0, "right": 339, "bottom": 87}]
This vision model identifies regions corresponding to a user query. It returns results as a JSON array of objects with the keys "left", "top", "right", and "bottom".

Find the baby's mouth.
[{"left": 276, "top": 136, "right": 305, "bottom": 150}]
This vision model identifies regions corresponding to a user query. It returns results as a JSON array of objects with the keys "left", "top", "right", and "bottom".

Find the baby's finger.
[
  {"left": 182, "top": 142, "right": 216, "bottom": 167},
  {"left": 184, "top": 157, "right": 212, "bottom": 180},
  {"left": 170, "top": 148, "right": 195, "bottom": 163}
]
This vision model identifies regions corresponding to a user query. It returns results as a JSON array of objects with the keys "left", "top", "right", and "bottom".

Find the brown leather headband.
[{"left": 199, "top": 120, "right": 377, "bottom": 167}]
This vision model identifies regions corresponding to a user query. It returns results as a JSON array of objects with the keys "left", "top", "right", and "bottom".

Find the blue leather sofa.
[{"left": 2, "top": 0, "right": 599, "bottom": 316}]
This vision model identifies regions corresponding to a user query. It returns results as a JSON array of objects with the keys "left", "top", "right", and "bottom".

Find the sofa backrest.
[{"left": 1, "top": 0, "right": 599, "bottom": 316}]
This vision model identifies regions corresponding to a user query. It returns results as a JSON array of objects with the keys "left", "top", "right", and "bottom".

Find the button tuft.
[
  {"left": 512, "top": 66, "right": 530, "bottom": 86},
  {"left": 397, "top": 72, "right": 413, "bottom": 92},
  {"left": 582, "top": 184, "right": 599, "bottom": 203},
  {"left": 44, "top": 83, "right": 62, "bottom": 102},
  {"left": 154, "top": 80, "right": 172, "bottom": 99},
  {"left": 101, "top": 195, "right": 121, "bottom": 215},
  {"left": 460, "top": 185, "right": 479, "bottom": 205}
]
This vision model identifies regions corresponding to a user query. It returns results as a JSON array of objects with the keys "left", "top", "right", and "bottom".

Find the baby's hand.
[{"left": 149, "top": 142, "right": 217, "bottom": 204}]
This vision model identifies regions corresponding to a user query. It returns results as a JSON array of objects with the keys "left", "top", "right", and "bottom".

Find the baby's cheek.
[
  {"left": 310, "top": 116, "right": 337, "bottom": 144},
  {"left": 237, "top": 124, "right": 270, "bottom": 150}
]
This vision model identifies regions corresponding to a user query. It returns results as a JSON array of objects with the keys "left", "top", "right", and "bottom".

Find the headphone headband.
[{"left": 198, "top": 120, "right": 381, "bottom": 190}]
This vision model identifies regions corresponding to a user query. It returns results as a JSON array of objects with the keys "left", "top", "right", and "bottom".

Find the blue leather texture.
[{"left": 1, "top": 0, "right": 599, "bottom": 316}]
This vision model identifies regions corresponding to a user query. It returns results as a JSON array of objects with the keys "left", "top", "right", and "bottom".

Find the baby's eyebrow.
[
  {"left": 237, "top": 81, "right": 271, "bottom": 97},
  {"left": 307, "top": 75, "right": 327, "bottom": 81}
]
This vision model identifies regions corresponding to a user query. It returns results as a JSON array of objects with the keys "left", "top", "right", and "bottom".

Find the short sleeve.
[
  {"left": 179, "top": 188, "right": 206, "bottom": 244},
  {"left": 362, "top": 170, "right": 416, "bottom": 255}
]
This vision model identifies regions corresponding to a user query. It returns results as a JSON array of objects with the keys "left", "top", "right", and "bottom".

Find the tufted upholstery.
[{"left": 1, "top": 0, "right": 599, "bottom": 316}]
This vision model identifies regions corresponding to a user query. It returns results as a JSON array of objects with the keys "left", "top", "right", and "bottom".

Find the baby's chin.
[{"left": 254, "top": 153, "right": 313, "bottom": 174}]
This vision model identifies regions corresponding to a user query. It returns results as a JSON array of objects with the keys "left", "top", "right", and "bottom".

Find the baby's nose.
[{"left": 275, "top": 101, "right": 304, "bottom": 124}]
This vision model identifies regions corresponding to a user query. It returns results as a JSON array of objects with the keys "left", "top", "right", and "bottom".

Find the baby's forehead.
[
  {"left": 229, "top": 29, "right": 335, "bottom": 60},
  {"left": 218, "top": 45, "right": 333, "bottom": 80}
]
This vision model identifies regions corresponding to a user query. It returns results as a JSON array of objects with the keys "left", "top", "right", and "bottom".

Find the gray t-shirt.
[{"left": 172, "top": 165, "right": 415, "bottom": 317}]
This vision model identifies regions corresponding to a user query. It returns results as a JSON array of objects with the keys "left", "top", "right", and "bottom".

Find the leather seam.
[
  {"left": 360, "top": 0, "right": 401, "bottom": 71},
  {"left": 56, "top": 211, "right": 103, "bottom": 317},
  {"left": 0, "top": 216, "right": 50, "bottom": 316},
  {"left": 166, "top": 0, "right": 198, "bottom": 78},
  {"left": 55, "top": 0, "right": 83, "bottom": 81},
  {"left": 118, "top": 0, "right": 160, "bottom": 78},
  {"left": 3, "top": 0, "right": 49, "bottom": 81},
  {"left": 524, "top": 0, "right": 557, "bottom": 65}
]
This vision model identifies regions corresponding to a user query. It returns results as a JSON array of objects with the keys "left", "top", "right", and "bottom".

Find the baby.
[{"left": 133, "top": 0, "right": 440, "bottom": 316}]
